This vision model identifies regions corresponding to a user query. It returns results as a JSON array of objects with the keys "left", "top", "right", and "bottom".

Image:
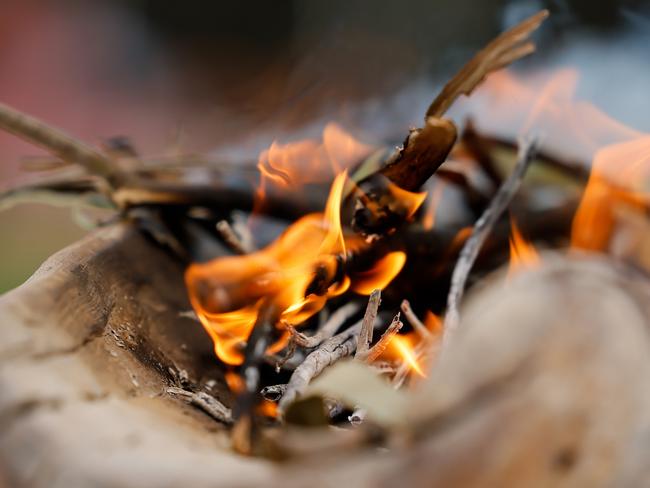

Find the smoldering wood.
[{"left": 351, "top": 11, "right": 548, "bottom": 235}]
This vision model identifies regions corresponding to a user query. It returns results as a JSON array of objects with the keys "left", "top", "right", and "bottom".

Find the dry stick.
[
  {"left": 216, "top": 220, "right": 250, "bottom": 255},
  {"left": 426, "top": 10, "right": 549, "bottom": 119},
  {"left": 442, "top": 138, "right": 537, "bottom": 353},
  {"left": 166, "top": 387, "right": 233, "bottom": 424},
  {"left": 278, "top": 320, "right": 363, "bottom": 415},
  {"left": 359, "top": 313, "right": 403, "bottom": 363},
  {"left": 400, "top": 300, "right": 433, "bottom": 341},
  {"left": 288, "top": 302, "right": 361, "bottom": 348},
  {"left": 0, "top": 102, "right": 118, "bottom": 185},
  {"left": 355, "top": 290, "right": 381, "bottom": 358}
]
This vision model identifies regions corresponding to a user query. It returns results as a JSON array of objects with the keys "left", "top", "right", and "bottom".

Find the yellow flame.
[{"left": 390, "top": 335, "right": 425, "bottom": 377}]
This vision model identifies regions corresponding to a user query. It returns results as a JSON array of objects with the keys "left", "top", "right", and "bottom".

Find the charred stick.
[
  {"left": 442, "top": 138, "right": 537, "bottom": 352},
  {"left": 278, "top": 320, "right": 364, "bottom": 415},
  {"left": 232, "top": 301, "right": 277, "bottom": 454},
  {"left": 274, "top": 338, "right": 297, "bottom": 372},
  {"left": 352, "top": 11, "right": 548, "bottom": 235},
  {"left": 288, "top": 302, "right": 361, "bottom": 348},
  {"left": 166, "top": 387, "right": 232, "bottom": 424},
  {"left": 359, "top": 313, "right": 403, "bottom": 363},
  {"left": 355, "top": 290, "right": 381, "bottom": 359},
  {"left": 260, "top": 384, "right": 287, "bottom": 402}
]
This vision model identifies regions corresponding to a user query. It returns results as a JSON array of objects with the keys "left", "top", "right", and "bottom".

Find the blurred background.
[{"left": 1, "top": 0, "right": 649, "bottom": 292}]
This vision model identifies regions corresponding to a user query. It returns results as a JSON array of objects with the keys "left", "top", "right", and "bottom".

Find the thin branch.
[
  {"left": 442, "top": 137, "right": 537, "bottom": 352},
  {"left": 278, "top": 320, "right": 363, "bottom": 415},
  {"left": 166, "top": 387, "right": 232, "bottom": 424},
  {"left": 400, "top": 300, "right": 433, "bottom": 341},
  {"left": 0, "top": 101, "right": 119, "bottom": 184},
  {"left": 359, "top": 313, "right": 403, "bottom": 363},
  {"left": 216, "top": 220, "right": 250, "bottom": 255},
  {"left": 426, "top": 11, "right": 549, "bottom": 119},
  {"left": 355, "top": 289, "right": 381, "bottom": 358},
  {"left": 289, "top": 302, "right": 361, "bottom": 348}
]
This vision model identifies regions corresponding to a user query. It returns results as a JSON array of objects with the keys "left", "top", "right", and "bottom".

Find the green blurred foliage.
[{"left": 0, "top": 205, "right": 87, "bottom": 294}]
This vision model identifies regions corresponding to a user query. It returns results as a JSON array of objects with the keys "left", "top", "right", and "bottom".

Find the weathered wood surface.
[{"left": 1, "top": 225, "right": 649, "bottom": 487}]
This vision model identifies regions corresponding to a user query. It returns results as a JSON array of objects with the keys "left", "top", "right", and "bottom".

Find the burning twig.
[
  {"left": 232, "top": 302, "right": 277, "bottom": 454},
  {"left": 353, "top": 10, "right": 548, "bottom": 234},
  {"left": 355, "top": 290, "right": 381, "bottom": 359},
  {"left": 442, "top": 138, "right": 537, "bottom": 351},
  {"left": 166, "top": 387, "right": 232, "bottom": 424},
  {"left": 400, "top": 300, "right": 433, "bottom": 341},
  {"left": 358, "top": 313, "right": 403, "bottom": 363},
  {"left": 288, "top": 302, "right": 361, "bottom": 348},
  {"left": 278, "top": 319, "right": 364, "bottom": 415}
]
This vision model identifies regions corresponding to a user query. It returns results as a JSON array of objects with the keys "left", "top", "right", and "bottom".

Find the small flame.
[
  {"left": 422, "top": 182, "right": 445, "bottom": 230},
  {"left": 225, "top": 371, "right": 244, "bottom": 394},
  {"left": 424, "top": 311, "right": 443, "bottom": 335},
  {"left": 508, "top": 217, "right": 540, "bottom": 275},
  {"left": 390, "top": 335, "right": 425, "bottom": 377},
  {"left": 256, "top": 122, "right": 372, "bottom": 190},
  {"left": 351, "top": 251, "right": 406, "bottom": 295}
]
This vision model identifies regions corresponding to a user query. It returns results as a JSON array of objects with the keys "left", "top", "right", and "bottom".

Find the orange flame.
[
  {"left": 186, "top": 166, "right": 407, "bottom": 364},
  {"left": 389, "top": 335, "right": 425, "bottom": 377},
  {"left": 225, "top": 371, "right": 244, "bottom": 394},
  {"left": 572, "top": 137, "right": 650, "bottom": 251},
  {"left": 256, "top": 399, "right": 278, "bottom": 418},
  {"left": 351, "top": 251, "right": 406, "bottom": 295},
  {"left": 422, "top": 182, "right": 445, "bottom": 230},
  {"left": 508, "top": 217, "right": 540, "bottom": 276}
]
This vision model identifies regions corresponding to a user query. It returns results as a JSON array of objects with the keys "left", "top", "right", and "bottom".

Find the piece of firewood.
[{"left": 353, "top": 10, "right": 548, "bottom": 235}]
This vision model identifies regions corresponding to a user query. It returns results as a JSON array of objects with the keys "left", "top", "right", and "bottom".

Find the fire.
[
  {"left": 186, "top": 156, "right": 408, "bottom": 365},
  {"left": 257, "top": 122, "right": 373, "bottom": 190},
  {"left": 422, "top": 181, "right": 445, "bottom": 230},
  {"left": 225, "top": 371, "right": 244, "bottom": 394},
  {"left": 508, "top": 217, "right": 540, "bottom": 275},
  {"left": 389, "top": 335, "right": 425, "bottom": 377},
  {"left": 351, "top": 251, "right": 406, "bottom": 295},
  {"left": 572, "top": 137, "right": 650, "bottom": 251}
]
